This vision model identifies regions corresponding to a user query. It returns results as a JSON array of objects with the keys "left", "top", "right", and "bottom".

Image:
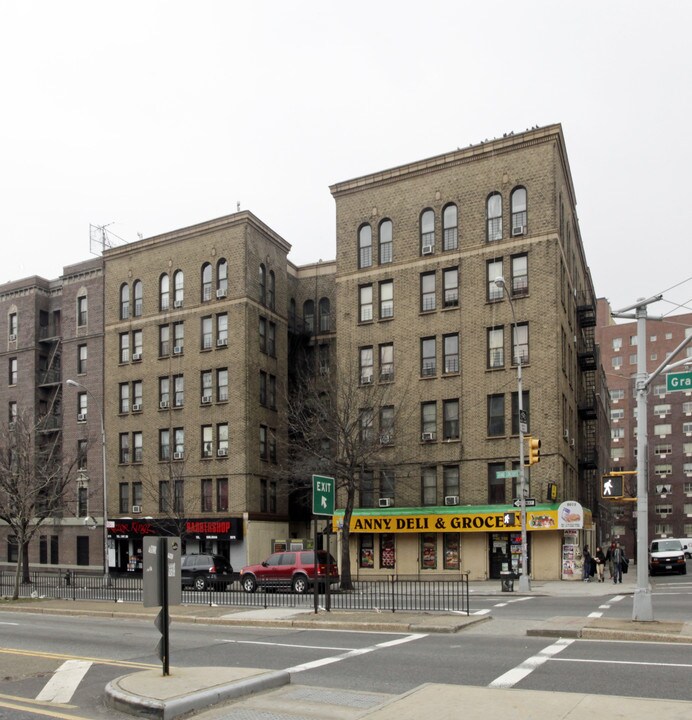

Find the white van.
[{"left": 648, "top": 539, "right": 687, "bottom": 575}]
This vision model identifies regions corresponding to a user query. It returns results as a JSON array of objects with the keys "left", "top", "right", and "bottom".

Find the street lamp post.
[
  {"left": 66, "top": 379, "right": 109, "bottom": 583},
  {"left": 494, "top": 277, "right": 531, "bottom": 592}
]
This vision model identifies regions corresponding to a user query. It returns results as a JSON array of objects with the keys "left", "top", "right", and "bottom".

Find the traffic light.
[
  {"left": 503, "top": 511, "right": 516, "bottom": 526},
  {"left": 525, "top": 436, "right": 541, "bottom": 466},
  {"left": 601, "top": 474, "right": 623, "bottom": 499}
]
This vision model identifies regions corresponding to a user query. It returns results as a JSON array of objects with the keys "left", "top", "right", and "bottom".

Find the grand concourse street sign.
[
  {"left": 312, "top": 474, "right": 335, "bottom": 516},
  {"left": 666, "top": 371, "right": 692, "bottom": 392}
]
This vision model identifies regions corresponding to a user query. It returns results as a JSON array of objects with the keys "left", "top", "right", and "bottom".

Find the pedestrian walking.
[
  {"left": 608, "top": 541, "right": 626, "bottom": 584},
  {"left": 582, "top": 545, "right": 593, "bottom": 582},
  {"left": 605, "top": 541, "right": 616, "bottom": 580},
  {"left": 594, "top": 546, "right": 606, "bottom": 582}
]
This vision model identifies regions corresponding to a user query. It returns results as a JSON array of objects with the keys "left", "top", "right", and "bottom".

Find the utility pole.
[{"left": 611, "top": 294, "right": 692, "bottom": 621}]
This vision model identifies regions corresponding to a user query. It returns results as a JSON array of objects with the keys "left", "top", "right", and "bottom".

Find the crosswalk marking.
[{"left": 35, "top": 660, "right": 92, "bottom": 704}]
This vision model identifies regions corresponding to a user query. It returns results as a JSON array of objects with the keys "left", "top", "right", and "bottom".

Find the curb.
[{"left": 105, "top": 668, "right": 290, "bottom": 720}]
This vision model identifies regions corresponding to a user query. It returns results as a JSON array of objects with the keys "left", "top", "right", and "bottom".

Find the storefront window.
[
  {"left": 359, "top": 534, "right": 374, "bottom": 568},
  {"left": 443, "top": 533, "right": 460, "bottom": 570},
  {"left": 380, "top": 534, "right": 395, "bottom": 569},
  {"left": 421, "top": 533, "right": 437, "bottom": 570}
]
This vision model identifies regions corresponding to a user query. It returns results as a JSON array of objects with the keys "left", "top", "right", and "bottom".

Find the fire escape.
[
  {"left": 36, "top": 317, "right": 63, "bottom": 472},
  {"left": 576, "top": 292, "right": 599, "bottom": 512}
]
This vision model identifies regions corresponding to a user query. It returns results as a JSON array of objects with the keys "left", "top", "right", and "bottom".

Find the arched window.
[
  {"left": 173, "top": 270, "right": 184, "bottom": 307},
  {"left": 217, "top": 259, "right": 228, "bottom": 297},
  {"left": 159, "top": 274, "right": 170, "bottom": 311},
  {"left": 443, "top": 204, "right": 458, "bottom": 251},
  {"left": 119, "top": 283, "right": 130, "bottom": 320},
  {"left": 319, "top": 297, "right": 330, "bottom": 333},
  {"left": 487, "top": 193, "right": 502, "bottom": 242},
  {"left": 379, "top": 219, "right": 393, "bottom": 264},
  {"left": 133, "top": 280, "right": 143, "bottom": 317},
  {"left": 303, "top": 300, "right": 315, "bottom": 333},
  {"left": 358, "top": 224, "right": 372, "bottom": 268},
  {"left": 201, "top": 263, "right": 212, "bottom": 302},
  {"left": 511, "top": 187, "right": 527, "bottom": 236},
  {"left": 259, "top": 264, "right": 266, "bottom": 305},
  {"left": 420, "top": 210, "right": 435, "bottom": 254},
  {"left": 268, "top": 270, "right": 275, "bottom": 310}
]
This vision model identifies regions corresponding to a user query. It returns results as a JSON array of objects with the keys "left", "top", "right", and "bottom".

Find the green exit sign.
[
  {"left": 312, "top": 474, "right": 335, "bottom": 516},
  {"left": 666, "top": 371, "right": 692, "bottom": 392}
]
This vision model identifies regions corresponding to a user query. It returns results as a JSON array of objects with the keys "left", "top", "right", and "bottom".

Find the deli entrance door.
[{"left": 489, "top": 532, "right": 529, "bottom": 579}]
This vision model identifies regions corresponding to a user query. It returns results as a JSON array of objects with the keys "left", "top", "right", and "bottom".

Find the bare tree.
[
  {"left": 285, "top": 357, "right": 415, "bottom": 590},
  {"left": 0, "top": 413, "right": 78, "bottom": 600}
]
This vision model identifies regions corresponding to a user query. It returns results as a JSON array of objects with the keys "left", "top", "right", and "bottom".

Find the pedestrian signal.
[
  {"left": 503, "top": 512, "right": 516, "bottom": 526},
  {"left": 601, "top": 474, "right": 623, "bottom": 499}
]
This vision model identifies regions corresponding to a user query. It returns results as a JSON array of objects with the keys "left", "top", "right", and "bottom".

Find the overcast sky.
[{"left": 1, "top": 1, "right": 690, "bottom": 321}]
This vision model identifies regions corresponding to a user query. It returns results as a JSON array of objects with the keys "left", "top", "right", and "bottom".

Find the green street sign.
[
  {"left": 496, "top": 470, "right": 520, "bottom": 479},
  {"left": 666, "top": 371, "right": 692, "bottom": 392},
  {"left": 312, "top": 474, "right": 335, "bottom": 516}
]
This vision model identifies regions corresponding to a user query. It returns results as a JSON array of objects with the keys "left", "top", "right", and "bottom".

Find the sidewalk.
[{"left": 3, "top": 575, "right": 691, "bottom": 720}]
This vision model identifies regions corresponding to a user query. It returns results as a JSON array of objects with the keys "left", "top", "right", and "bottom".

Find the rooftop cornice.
[
  {"left": 103, "top": 210, "right": 292, "bottom": 261},
  {"left": 330, "top": 124, "right": 566, "bottom": 197}
]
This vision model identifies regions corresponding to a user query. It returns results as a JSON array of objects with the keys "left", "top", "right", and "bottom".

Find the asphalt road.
[{"left": 0, "top": 573, "right": 690, "bottom": 719}]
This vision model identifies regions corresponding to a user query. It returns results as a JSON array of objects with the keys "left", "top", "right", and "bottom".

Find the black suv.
[{"left": 181, "top": 553, "right": 234, "bottom": 591}]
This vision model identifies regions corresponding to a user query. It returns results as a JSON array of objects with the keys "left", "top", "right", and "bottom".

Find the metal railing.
[{"left": 0, "top": 571, "right": 469, "bottom": 615}]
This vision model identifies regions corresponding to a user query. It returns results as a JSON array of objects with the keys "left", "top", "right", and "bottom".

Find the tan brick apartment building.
[
  {"left": 0, "top": 258, "right": 106, "bottom": 571},
  {"left": 330, "top": 124, "right": 609, "bottom": 580},
  {"left": 1, "top": 124, "right": 608, "bottom": 582},
  {"left": 596, "top": 300, "right": 692, "bottom": 555}
]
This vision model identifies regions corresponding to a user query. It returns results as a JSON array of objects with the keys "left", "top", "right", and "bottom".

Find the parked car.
[
  {"left": 181, "top": 553, "right": 235, "bottom": 591},
  {"left": 240, "top": 550, "right": 339, "bottom": 593},
  {"left": 648, "top": 539, "right": 687, "bottom": 575}
]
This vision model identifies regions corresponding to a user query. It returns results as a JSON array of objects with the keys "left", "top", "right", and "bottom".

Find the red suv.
[{"left": 240, "top": 550, "right": 339, "bottom": 594}]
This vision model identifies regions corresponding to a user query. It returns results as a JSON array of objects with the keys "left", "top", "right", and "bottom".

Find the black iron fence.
[{"left": 0, "top": 571, "right": 469, "bottom": 615}]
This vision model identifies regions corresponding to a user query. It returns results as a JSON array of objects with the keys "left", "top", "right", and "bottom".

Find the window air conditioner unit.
[
  {"left": 445, "top": 495, "right": 460, "bottom": 506},
  {"left": 173, "top": 346, "right": 183, "bottom": 355},
  {"left": 570, "top": 438, "right": 575, "bottom": 448},
  {"left": 132, "top": 403, "right": 141, "bottom": 412},
  {"left": 422, "top": 244, "right": 434, "bottom": 255},
  {"left": 361, "top": 375, "right": 373, "bottom": 385},
  {"left": 159, "top": 400, "right": 169, "bottom": 409},
  {"left": 8, "top": 422, "right": 16, "bottom": 430},
  {"left": 217, "top": 448, "right": 228, "bottom": 457},
  {"left": 216, "top": 288, "right": 227, "bottom": 299},
  {"left": 380, "top": 433, "right": 392, "bottom": 445},
  {"left": 380, "top": 372, "right": 394, "bottom": 382},
  {"left": 173, "top": 452, "right": 184, "bottom": 460},
  {"left": 132, "top": 353, "right": 142, "bottom": 361},
  {"left": 77, "top": 413, "right": 87, "bottom": 422},
  {"left": 563, "top": 429, "right": 569, "bottom": 439},
  {"left": 217, "top": 338, "right": 228, "bottom": 347},
  {"left": 174, "top": 300, "right": 183, "bottom": 308},
  {"left": 9, "top": 334, "right": 16, "bottom": 341},
  {"left": 421, "top": 432, "right": 435, "bottom": 442},
  {"left": 132, "top": 505, "right": 141, "bottom": 514},
  {"left": 512, "top": 226, "right": 526, "bottom": 237},
  {"left": 201, "top": 395, "right": 212, "bottom": 404},
  {"left": 379, "top": 498, "right": 393, "bottom": 508}
]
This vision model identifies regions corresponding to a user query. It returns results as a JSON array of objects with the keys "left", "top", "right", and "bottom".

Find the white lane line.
[
  {"left": 551, "top": 657, "right": 692, "bottom": 669},
  {"left": 610, "top": 595, "right": 625, "bottom": 602},
  {"left": 598, "top": 604, "right": 611, "bottom": 609},
  {"left": 35, "top": 660, "right": 92, "bottom": 704},
  {"left": 0, "top": 622, "right": 19, "bottom": 626},
  {"left": 219, "top": 639, "right": 351, "bottom": 651},
  {"left": 587, "top": 612, "right": 603, "bottom": 618},
  {"left": 494, "top": 603, "right": 508, "bottom": 608},
  {"left": 488, "top": 638, "right": 575, "bottom": 688},
  {"left": 285, "top": 633, "right": 426, "bottom": 674},
  {"left": 472, "top": 609, "right": 491, "bottom": 616}
]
